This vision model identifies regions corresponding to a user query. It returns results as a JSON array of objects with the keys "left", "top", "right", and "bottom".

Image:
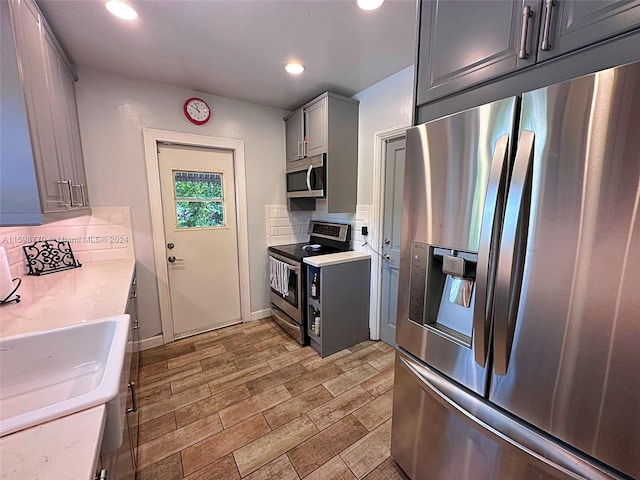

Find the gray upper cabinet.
[
  {"left": 284, "top": 92, "right": 358, "bottom": 213},
  {"left": 537, "top": 0, "right": 640, "bottom": 61},
  {"left": 417, "top": 0, "right": 541, "bottom": 104},
  {"left": 285, "top": 96, "right": 329, "bottom": 161},
  {"left": 0, "top": 0, "right": 88, "bottom": 226},
  {"left": 416, "top": 0, "right": 640, "bottom": 105},
  {"left": 303, "top": 97, "right": 328, "bottom": 157},
  {"left": 285, "top": 108, "right": 304, "bottom": 163}
]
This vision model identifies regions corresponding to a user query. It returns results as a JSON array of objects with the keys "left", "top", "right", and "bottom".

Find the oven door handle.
[{"left": 269, "top": 253, "right": 301, "bottom": 273}]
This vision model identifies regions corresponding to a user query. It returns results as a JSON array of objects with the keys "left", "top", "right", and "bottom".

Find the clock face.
[{"left": 184, "top": 98, "right": 211, "bottom": 125}]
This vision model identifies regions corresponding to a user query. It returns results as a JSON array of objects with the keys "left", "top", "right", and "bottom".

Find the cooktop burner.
[
  {"left": 268, "top": 220, "right": 352, "bottom": 262},
  {"left": 268, "top": 242, "right": 345, "bottom": 262}
]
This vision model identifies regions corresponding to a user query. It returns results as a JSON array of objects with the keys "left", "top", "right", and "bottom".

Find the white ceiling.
[{"left": 37, "top": 0, "right": 417, "bottom": 111}]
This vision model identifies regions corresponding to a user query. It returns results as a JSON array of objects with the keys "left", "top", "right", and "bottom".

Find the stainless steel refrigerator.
[{"left": 391, "top": 61, "right": 640, "bottom": 480}]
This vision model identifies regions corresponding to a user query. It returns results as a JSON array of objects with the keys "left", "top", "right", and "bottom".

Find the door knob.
[
  {"left": 168, "top": 256, "right": 183, "bottom": 263},
  {"left": 384, "top": 238, "right": 391, "bottom": 245},
  {"left": 167, "top": 243, "right": 175, "bottom": 249},
  {"left": 383, "top": 254, "right": 391, "bottom": 260}
]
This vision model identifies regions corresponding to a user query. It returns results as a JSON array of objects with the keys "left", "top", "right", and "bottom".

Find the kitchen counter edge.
[{"left": 303, "top": 251, "right": 371, "bottom": 267}]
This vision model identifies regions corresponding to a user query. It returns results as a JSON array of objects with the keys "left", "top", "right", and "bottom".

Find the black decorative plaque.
[{"left": 23, "top": 240, "right": 82, "bottom": 276}]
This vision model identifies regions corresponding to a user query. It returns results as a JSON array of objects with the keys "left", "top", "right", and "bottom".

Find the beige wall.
[{"left": 75, "top": 67, "right": 287, "bottom": 341}]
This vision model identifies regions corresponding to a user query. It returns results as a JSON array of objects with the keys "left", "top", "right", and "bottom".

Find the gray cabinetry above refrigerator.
[
  {"left": 1, "top": 0, "right": 89, "bottom": 226},
  {"left": 416, "top": 0, "right": 640, "bottom": 105},
  {"left": 284, "top": 92, "right": 358, "bottom": 213}
]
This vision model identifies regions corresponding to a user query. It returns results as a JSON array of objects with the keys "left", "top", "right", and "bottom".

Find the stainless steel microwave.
[{"left": 286, "top": 153, "right": 325, "bottom": 198}]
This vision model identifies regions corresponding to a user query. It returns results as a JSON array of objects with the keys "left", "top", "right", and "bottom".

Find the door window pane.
[
  {"left": 174, "top": 171, "right": 222, "bottom": 199},
  {"left": 173, "top": 171, "right": 224, "bottom": 229}
]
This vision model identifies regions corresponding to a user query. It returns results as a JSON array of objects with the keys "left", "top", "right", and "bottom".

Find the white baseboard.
[
  {"left": 250, "top": 308, "right": 272, "bottom": 321},
  {"left": 140, "top": 312, "right": 271, "bottom": 350},
  {"left": 138, "top": 334, "right": 164, "bottom": 351}
]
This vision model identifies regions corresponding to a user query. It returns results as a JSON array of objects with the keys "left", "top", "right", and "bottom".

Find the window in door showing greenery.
[{"left": 173, "top": 171, "right": 225, "bottom": 229}]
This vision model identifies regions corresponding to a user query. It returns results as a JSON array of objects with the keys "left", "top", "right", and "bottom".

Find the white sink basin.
[{"left": 0, "top": 315, "right": 130, "bottom": 445}]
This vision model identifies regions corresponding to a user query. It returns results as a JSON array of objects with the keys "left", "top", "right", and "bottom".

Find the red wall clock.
[{"left": 183, "top": 97, "right": 211, "bottom": 125}]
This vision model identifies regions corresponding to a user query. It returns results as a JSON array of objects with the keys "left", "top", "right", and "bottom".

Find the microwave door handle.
[
  {"left": 306, "top": 165, "right": 313, "bottom": 192},
  {"left": 493, "top": 131, "right": 535, "bottom": 376},
  {"left": 472, "top": 134, "right": 510, "bottom": 368}
]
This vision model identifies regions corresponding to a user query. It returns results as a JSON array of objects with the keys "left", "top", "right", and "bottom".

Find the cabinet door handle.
[
  {"left": 541, "top": 0, "right": 556, "bottom": 51},
  {"left": 303, "top": 140, "right": 309, "bottom": 156},
  {"left": 57, "top": 180, "right": 73, "bottom": 207},
  {"left": 96, "top": 468, "right": 108, "bottom": 480},
  {"left": 518, "top": 5, "right": 532, "bottom": 59},
  {"left": 297, "top": 141, "right": 303, "bottom": 158},
  {"left": 71, "top": 184, "right": 84, "bottom": 207},
  {"left": 127, "top": 381, "right": 137, "bottom": 413}
]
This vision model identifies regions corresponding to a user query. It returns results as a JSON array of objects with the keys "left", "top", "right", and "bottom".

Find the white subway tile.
[
  {"left": 268, "top": 208, "right": 280, "bottom": 218},
  {"left": 270, "top": 227, "right": 280, "bottom": 236},
  {"left": 291, "top": 234, "right": 310, "bottom": 244},
  {"left": 269, "top": 235, "right": 292, "bottom": 246},
  {"left": 270, "top": 218, "right": 293, "bottom": 227},
  {"left": 278, "top": 226, "right": 297, "bottom": 235}
]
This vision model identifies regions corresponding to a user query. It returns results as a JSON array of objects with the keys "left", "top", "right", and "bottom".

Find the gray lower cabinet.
[
  {"left": 305, "top": 258, "right": 370, "bottom": 357},
  {"left": 124, "top": 273, "right": 139, "bottom": 478},
  {"left": 100, "top": 274, "right": 139, "bottom": 480},
  {"left": 417, "top": 0, "right": 640, "bottom": 104},
  {"left": 1, "top": 0, "right": 89, "bottom": 226}
]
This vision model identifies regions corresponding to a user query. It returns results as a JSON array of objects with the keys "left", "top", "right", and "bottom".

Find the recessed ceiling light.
[
  {"left": 106, "top": 0, "right": 138, "bottom": 20},
  {"left": 285, "top": 63, "right": 305, "bottom": 75},
  {"left": 357, "top": 0, "right": 384, "bottom": 10}
]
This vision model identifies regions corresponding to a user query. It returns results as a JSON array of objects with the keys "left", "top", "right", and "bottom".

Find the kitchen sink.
[{"left": 0, "top": 314, "right": 130, "bottom": 449}]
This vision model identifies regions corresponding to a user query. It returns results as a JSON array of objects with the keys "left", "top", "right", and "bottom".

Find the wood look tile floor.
[{"left": 134, "top": 318, "right": 408, "bottom": 480}]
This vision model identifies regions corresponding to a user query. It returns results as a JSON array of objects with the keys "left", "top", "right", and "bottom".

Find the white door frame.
[
  {"left": 370, "top": 123, "right": 410, "bottom": 340},
  {"left": 143, "top": 128, "right": 251, "bottom": 344}
]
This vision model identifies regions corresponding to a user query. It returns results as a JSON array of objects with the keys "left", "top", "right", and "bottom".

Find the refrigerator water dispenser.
[{"left": 409, "top": 242, "right": 477, "bottom": 347}]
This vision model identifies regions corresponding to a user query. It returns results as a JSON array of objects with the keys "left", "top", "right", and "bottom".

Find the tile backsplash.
[
  {"left": 265, "top": 204, "right": 372, "bottom": 249},
  {"left": 264, "top": 206, "right": 312, "bottom": 246},
  {"left": 0, "top": 207, "right": 134, "bottom": 277}
]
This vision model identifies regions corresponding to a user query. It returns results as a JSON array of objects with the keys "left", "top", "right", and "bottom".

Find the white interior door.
[
  {"left": 158, "top": 144, "right": 241, "bottom": 339},
  {"left": 380, "top": 136, "right": 405, "bottom": 346}
]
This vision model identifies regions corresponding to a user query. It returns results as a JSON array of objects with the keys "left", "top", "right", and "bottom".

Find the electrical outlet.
[{"left": 361, "top": 226, "right": 368, "bottom": 236}]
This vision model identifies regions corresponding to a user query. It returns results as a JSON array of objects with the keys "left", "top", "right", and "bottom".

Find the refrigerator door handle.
[
  {"left": 473, "top": 134, "right": 510, "bottom": 367},
  {"left": 494, "top": 131, "right": 535, "bottom": 375}
]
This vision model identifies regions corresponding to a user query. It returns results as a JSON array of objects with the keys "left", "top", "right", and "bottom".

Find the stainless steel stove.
[{"left": 268, "top": 221, "right": 351, "bottom": 344}]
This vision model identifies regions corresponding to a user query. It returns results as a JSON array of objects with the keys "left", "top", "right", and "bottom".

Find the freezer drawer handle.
[
  {"left": 473, "top": 134, "right": 510, "bottom": 368},
  {"left": 398, "top": 353, "right": 617, "bottom": 480},
  {"left": 494, "top": 131, "right": 535, "bottom": 375}
]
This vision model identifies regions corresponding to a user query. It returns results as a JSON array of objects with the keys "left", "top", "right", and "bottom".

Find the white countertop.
[
  {"left": 0, "top": 259, "right": 135, "bottom": 337},
  {"left": 303, "top": 251, "right": 371, "bottom": 267},
  {"left": 0, "top": 260, "right": 136, "bottom": 480},
  {"left": 0, "top": 405, "right": 106, "bottom": 480}
]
